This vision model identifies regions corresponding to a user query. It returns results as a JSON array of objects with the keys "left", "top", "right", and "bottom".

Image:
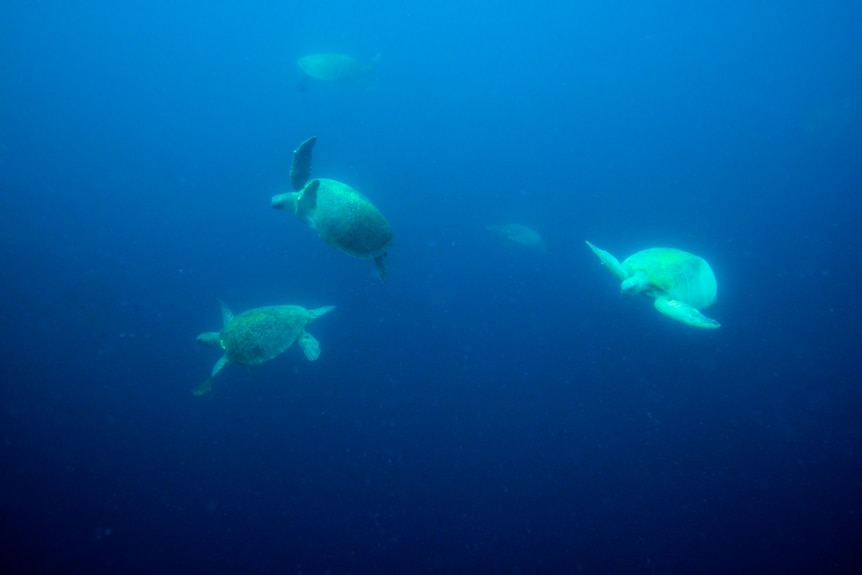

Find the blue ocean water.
[{"left": 2, "top": 1, "right": 861, "bottom": 573}]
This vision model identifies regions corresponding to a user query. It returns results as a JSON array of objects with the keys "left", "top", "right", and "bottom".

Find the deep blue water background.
[{"left": 2, "top": 1, "right": 861, "bottom": 573}]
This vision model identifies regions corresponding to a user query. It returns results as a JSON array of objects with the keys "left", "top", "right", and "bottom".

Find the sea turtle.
[
  {"left": 272, "top": 136, "right": 394, "bottom": 281},
  {"left": 486, "top": 224, "right": 546, "bottom": 251},
  {"left": 297, "top": 53, "right": 380, "bottom": 91},
  {"left": 194, "top": 299, "right": 336, "bottom": 395},
  {"left": 586, "top": 241, "right": 720, "bottom": 329}
]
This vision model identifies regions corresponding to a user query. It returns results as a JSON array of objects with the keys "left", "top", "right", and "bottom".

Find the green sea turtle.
[
  {"left": 486, "top": 224, "right": 545, "bottom": 251},
  {"left": 194, "top": 299, "right": 336, "bottom": 395},
  {"left": 272, "top": 136, "right": 394, "bottom": 281},
  {"left": 297, "top": 53, "right": 380, "bottom": 89},
  {"left": 586, "top": 241, "right": 720, "bottom": 329}
]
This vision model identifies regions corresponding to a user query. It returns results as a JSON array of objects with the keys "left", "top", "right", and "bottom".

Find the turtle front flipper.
[
  {"left": 296, "top": 179, "right": 321, "bottom": 226},
  {"left": 193, "top": 378, "right": 214, "bottom": 396},
  {"left": 217, "top": 299, "right": 234, "bottom": 325},
  {"left": 193, "top": 356, "right": 228, "bottom": 396},
  {"left": 290, "top": 136, "right": 317, "bottom": 190},
  {"left": 586, "top": 241, "right": 629, "bottom": 282},
  {"left": 307, "top": 305, "right": 336, "bottom": 320},
  {"left": 654, "top": 296, "right": 720, "bottom": 329},
  {"left": 296, "top": 331, "right": 322, "bottom": 360}
]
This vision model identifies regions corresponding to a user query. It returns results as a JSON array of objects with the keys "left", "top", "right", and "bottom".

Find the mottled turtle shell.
[
  {"left": 219, "top": 306, "right": 315, "bottom": 366},
  {"left": 303, "top": 178, "right": 393, "bottom": 259}
]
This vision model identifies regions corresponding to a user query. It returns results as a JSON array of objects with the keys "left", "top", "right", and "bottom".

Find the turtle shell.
[
  {"left": 307, "top": 178, "right": 393, "bottom": 259},
  {"left": 219, "top": 306, "right": 311, "bottom": 366},
  {"left": 623, "top": 248, "right": 717, "bottom": 310}
]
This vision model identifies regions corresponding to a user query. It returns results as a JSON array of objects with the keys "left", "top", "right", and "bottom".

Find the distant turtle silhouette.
[
  {"left": 486, "top": 223, "right": 545, "bottom": 251},
  {"left": 297, "top": 53, "right": 380, "bottom": 91}
]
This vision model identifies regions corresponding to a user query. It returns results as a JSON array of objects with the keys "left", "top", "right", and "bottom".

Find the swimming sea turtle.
[
  {"left": 297, "top": 53, "right": 380, "bottom": 91},
  {"left": 586, "top": 241, "right": 720, "bottom": 329},
  {"left": 194, "top": 299, "right": 336, "bottom": 395},
  {"left": 486, "top": 223, "right": 546, "bottom": 251},
  {"left": 272, "top": 136, "right": 394, "bottom": 281}
]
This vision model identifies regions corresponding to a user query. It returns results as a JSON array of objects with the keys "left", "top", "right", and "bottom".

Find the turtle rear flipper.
[
  {"left": 297, "top": 332, "right": 322, "bottom": 360},
  {"left": 290, "top": 136, "right": 317, "bottom": 190},
  {"left": 654, "top": 296, "right": 720, "bottom": 329},
  {"left": 374, "top": 253, "right": 389, "bottom": 282}
]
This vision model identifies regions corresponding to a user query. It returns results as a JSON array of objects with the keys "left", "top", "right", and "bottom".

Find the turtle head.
[
  {"left": 620, "top": 271, "right": 650, "bottom": 296},
  {"left": 271, "top": 192, "right": 299, "bottom": 213},
  {"left": 196, "top": 332, "right": 221, "bottom": 347}
]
